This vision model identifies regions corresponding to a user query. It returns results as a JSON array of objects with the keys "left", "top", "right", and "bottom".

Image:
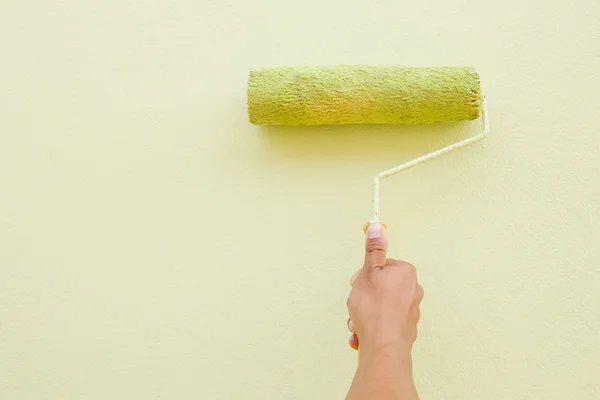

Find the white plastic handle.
[{"left": 368, "top": 96, "right": 490, "bottom": 226}]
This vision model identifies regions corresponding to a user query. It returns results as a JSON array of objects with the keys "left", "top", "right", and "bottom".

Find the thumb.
[{"left": 363, "top": 223, "right": 388, "bottom": 270}]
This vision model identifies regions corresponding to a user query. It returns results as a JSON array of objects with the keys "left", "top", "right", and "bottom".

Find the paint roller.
[{"left": 247, "top": 64, "right": 489, "bottom": 229}]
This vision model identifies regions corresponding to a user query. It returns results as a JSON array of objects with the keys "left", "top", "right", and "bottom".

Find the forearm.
[{"left": 346, "top": 344, "right": 418, "bottom": 400}]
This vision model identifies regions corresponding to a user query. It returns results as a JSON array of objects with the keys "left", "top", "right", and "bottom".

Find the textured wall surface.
[{"left": 1, "top": 0, "right": 599, "bottom": 398}]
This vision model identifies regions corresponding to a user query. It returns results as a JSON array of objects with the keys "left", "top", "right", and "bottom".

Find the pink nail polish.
[{"left": 366, "top": 223, "right": 383, "bottom": 239}]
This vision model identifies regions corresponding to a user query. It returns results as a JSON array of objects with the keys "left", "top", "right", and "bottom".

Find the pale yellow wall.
[{"left": 1, "top": 0, "right": 599, "bottom": 398}]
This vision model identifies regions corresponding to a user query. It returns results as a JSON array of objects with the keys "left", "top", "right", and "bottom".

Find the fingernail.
[{"left": 366, "top": 223, "right": 383, "bottom": 239}]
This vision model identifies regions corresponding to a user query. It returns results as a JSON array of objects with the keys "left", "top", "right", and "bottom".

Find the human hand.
[{"left": 347, "top": 223, "right": 424, "bottom": 354}]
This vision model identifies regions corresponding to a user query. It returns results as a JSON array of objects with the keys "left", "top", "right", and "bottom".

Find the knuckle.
[
  {"left": 347, "top": 294, "right": 356, "bottom": 310},
  {"left": 386, "top": 258, "right": 401, "bottom": 266},
  {"left": 349, "top": 269, "right": 361, "bottom": 287},
  {"left": 365, "top": 241, "right": 386, "bottom": 255},
  {"left": 403, "top": 261, "right": 416, "bottom": 271},
  {"left": 416, "top": 285, "right": 424, "bottom": 302},
  {"left": 388, "top": 259, "right": 416, "bottom": 271},
  {"left": 401, "top": 261, "right": 417, "bottom": 276}
]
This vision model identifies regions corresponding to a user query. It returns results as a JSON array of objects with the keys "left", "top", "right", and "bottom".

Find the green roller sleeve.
[{"left": 247, "top": 65, "right": 481, "bottom": 126}]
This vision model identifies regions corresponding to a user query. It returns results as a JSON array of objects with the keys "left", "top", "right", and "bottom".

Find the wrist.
[
  {"left": 357, "top": 342, "right": 415, "bottom": 385},
  {"left": 359, "top": 339, "right": 413, "bottom": 360},
  {"left": 358, "top": 320, "right": 413, "bottom": 355}
]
